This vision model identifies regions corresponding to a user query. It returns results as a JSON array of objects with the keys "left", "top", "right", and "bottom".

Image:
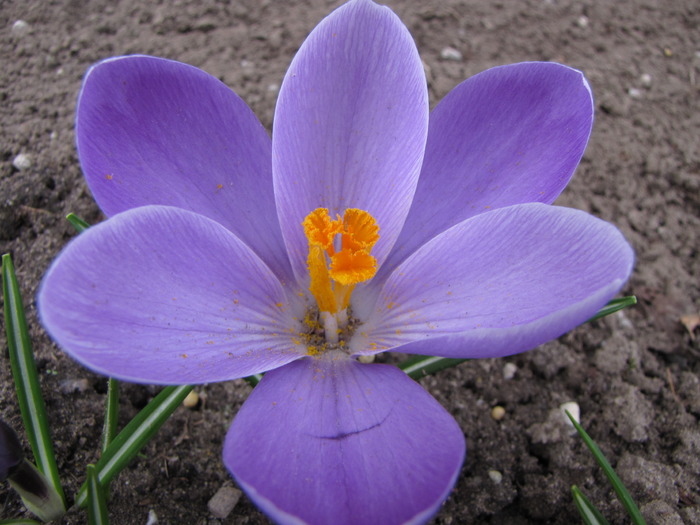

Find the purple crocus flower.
[{"left": 38, "top": 0, "right": 633, "bottom": 523}]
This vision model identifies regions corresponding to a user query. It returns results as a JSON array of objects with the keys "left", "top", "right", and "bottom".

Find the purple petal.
[
  {"left": 38, "top": 206, "right": 305, "bottom": 384},
  {"left": 76, "top": 55, "right": 293, "bottom": 284},
  {"left": 352, "top": 203, "right": 634, "bottom": 358},
  {"left": 379, "top": 62, "right": 594, "bottom": 280},
  {"left": 273, "top": 0, "right": 428, "bottom": 281},
  {"left": 224, "top": 355, "right": 465, "bottom": 525}
]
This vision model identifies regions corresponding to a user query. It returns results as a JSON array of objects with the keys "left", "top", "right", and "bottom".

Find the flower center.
[{"left": 302, "top": 207, "right": 379, "bottom": 343}]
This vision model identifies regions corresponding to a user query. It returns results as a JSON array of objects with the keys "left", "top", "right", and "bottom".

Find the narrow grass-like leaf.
[
  {"left": 0, "top": 520, "right": 42, "bottom": 524},
  {"left": 587, "top": 296, "right": 637, "bottom": 322},
  {"left": 565, "top": 411, "right": 646, "bottom": 525},
  {"left": 101, "top": 378, "right": 120, "bottom": 454},
  {"left": 244, "top": 374, "right": 263, "bottom": 387},
  {"left": 572, "top": 485, "right": 610, "bottom": 525},
  {"left": 65, "top": 213, "right": 90, "bottom": 233},
  {"left": 1, "top": 254, "right": 66, "bottom": 508},
  {"left": 399, "top": 355, "right": 468, "bottom": 379},
  {"left": 86, "top": 464, "right": 109, "bottom": 525},
  {"left": 75, "top": 385, "right": 193, "bottom": 507}
]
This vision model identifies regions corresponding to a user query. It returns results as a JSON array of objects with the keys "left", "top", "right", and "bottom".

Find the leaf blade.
[
  {"left": 86, "top": 464, "right": 110, "bottom": 525},
  {"left": 75, "top": 385, "right": 193, "bottom": 507},
  {"left": 566, "top": 410, "right": 646, "bottom": 525},
  {"left": 571, "top": 485, "right": 610, "bottom": 525},
  {"left": 1, "top": 254, "right": 66, "bottom": 508}
]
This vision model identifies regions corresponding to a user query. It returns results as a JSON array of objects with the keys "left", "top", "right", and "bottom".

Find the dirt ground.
[{"left": 1, "top": 0, "right": 699, "bottom": 523}]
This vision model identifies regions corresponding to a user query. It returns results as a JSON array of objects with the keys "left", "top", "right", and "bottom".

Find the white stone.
[
  {"left": 628, "top": 87, "right": 642, "bottom": 99},
  {"left": 12, "top": 153, "right": 31, "bottom": 171},
  {"left": 576, "top": 16, "right": 589, "bottom": 28},
  {"left": 640, "top": 73, "right": 652, "bottom": 87},
  {"left": 488, "top": 469, "right": 503, "bottom": 484},
  {"left": 503, "top": 362, "right": 517, "bottom": 380},
  {"left": 208, "top": 486, "right": 242, "bottom": 519},
  {"left": 11, "top": 20, "right": 29, "bottom": 36},
  {"left": 560, "top": 401, "right": 580, "bottom": 428},
  {"left": 440, "top": 47, "right": 462, "bottom": 62},
  {"left": 145, "top": 509, "right": 158, "bottom": 525}
]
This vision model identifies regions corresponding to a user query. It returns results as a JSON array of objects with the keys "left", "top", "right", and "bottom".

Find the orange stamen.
[{"left": 302, "top": 207, "right": 379, "bottom": 316}]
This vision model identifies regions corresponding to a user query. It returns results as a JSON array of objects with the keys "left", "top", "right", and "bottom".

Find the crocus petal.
[
  {"left": 379, "top": 62, "right": 594, "bottom": 280},
  {"left": 76, "top": 55, "right": 293, "bottom": 284},
  {"left": 273, "top": 0, "right": 429, "bottom": 282},
  {"left": 38, "top": 206, "right": 305, "bottom": 384},
  {"left": 352, "top": 203, "right": 634, "bottom": 358},
  {"left": 225, "top": 355, "right": 465, "bottom": 525}
]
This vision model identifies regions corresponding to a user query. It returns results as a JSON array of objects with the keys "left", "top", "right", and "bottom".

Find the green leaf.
[
  {"left": 244, "top": 373, "right": 263, "bottom": 387},
  {"left": 101, "top": 378, "right": 120, "bottom": 454},
  {"left": 565, "top": 411, "right": 646, "bottom": 525},
  {"left": 572, "top": 485, "right": 610, "bottom": 525},
  {"left": 398, "top": 355, "right": 468, "bottom": 379},
  {"left": 587, "top": 296, "right": 637, "bottom": 322},
  {"left": 86, "top": 464, "right": 109, "bottom": 525},
  {"left": 65, "top": 213, "right": 90, "bottom": 233},
  {"left": 1, "top": 254, "right": 66, "bottom": 509},
  {"left": 6, "top": 459, "right": 65, "bottom": 522},
  {"left": 0, "top": 520, "right": 42, "bottom": 524},
  {"left": 75, "top": 385, "right": 193, "bottom": 507}
]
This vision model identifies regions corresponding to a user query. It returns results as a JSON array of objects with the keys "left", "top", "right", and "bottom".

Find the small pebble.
[
  {"left": 145, "top": 509, "right": 158, "bottom": 525},
  {"left": 628, "top": 87, "right": 642, "bottom": 99},
  {"left": 640, "top": 73, "right": 652, "bottom": 87},
  {"left": 59, "top": 379, "right": 90, "bottom": 394},
  {"left": 357, "top": 354, "right": 375, "bottom": 364},
  {"left": 11, "top": 20, "right": 29, "bottom": 36},
  {"left": 12, "top": 153, "right": 31, "bottom": 171},
  {"left": 183, "top": 390, "right": 199, "bottom": 408},
  {"left": 560, "top": 401, "right": 580, "bottom": 428},
  {"left": 440, "top": 47, "right": 462, "bottom": 62},
  {"left": 488, "top": 469, "right": 503, "bottom": 484},
  {"left": 663, "top": 47, "right": 673, "bottom": 57},
  {"left": 503, "top": 362, "right": 517, "bottom": 380},
  {"left": 208, "top": 486, "right": 242, "bottom": 519},
  {"left": 491, "top": 405, "right": 506, "bottom": 420},
  {"left": 576, "top": 15, "right": 589, "bottom": 28}
]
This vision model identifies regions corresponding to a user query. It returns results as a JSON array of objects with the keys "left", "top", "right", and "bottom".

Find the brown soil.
[{"left": 1, "top": 0, "right": 699, "bottom": 523}]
